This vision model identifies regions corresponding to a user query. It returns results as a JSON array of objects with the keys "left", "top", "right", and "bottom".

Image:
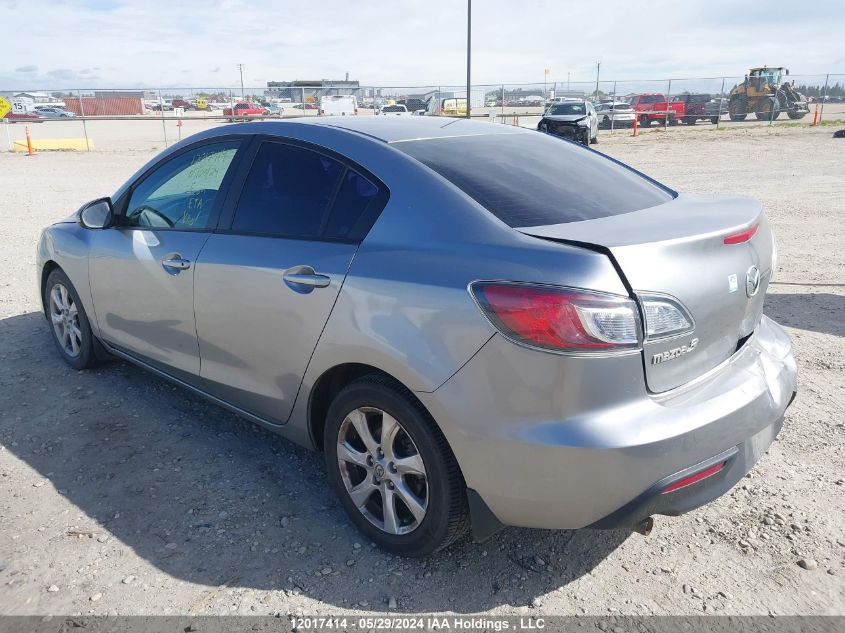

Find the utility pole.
[
  {"left": 237, "top": 63, "right": 245, "bottom": 100},
  {"left": 466, "top": 0, "right": 471, "bottom": 118},
  {"left": 567, "top": 72, "right": 570, "bottom": 91},
  {"left": 595, "top": 61, "right": 601, "bottom": 101}
]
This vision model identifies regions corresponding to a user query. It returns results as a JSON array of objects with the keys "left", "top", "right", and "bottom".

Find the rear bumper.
[
  {"left": 589, "top": 409, "right": 789, "bottom": 530},
  {"left": 418, "top": 315, "right": 797, "bottom": 532}
]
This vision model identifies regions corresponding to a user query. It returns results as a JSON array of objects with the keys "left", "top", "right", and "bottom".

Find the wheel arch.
[
  {"left": 308, "top": 363, "right": 442, "bottom": 453},
  {"left": 40, "top": 260, "right": 62, "bottom": 316}
]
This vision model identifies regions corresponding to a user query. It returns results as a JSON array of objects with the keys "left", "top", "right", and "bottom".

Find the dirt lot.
[{"left": 0, "top": 124, "right": 843, "bottom": 617}]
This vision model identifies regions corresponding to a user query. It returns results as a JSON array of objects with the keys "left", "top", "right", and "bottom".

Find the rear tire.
[
  {"left": 43, "top": 269, "right": 98, "bottom": 370},
  {"left": 639, "top": 114, "right": 650, "bottom": 127},
  {"left": 324, "top": 374, "right": 469, "bottom": 557},
  {"left": 710, "top": 116, "right": 719, "bottom": 124}
]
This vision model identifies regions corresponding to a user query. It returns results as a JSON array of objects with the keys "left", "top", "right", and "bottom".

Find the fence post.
[
  {"left": 77, "top": 89, "right": 90, "bottom": 151},
  {"left": 769, "top": 80, "right": 777, "bottom": 126},
  {"left": 158, "top": 89, "right": 168, "bottom": 147},
  {"left": 819, "top": 74, "right": 829, "bottom": 123},
  {"left": 665, "top": 79, "right": 672, "bottom": 132},
  {"left": 610, "top": 81, "right": 617, "bottom": 135},
  {"left": 716, "top": 77, "right": 725, "bottom": 129},
  {"left": 501, "top": 84, "right": 504, "bottom": 119}
]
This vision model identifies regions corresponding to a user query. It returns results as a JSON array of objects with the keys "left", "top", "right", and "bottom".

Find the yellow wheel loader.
[{"left": 728, "top": 67, "right": 809, "bottom": 121}]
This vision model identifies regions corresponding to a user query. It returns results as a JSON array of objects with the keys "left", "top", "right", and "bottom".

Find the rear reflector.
[
  {"left": 661, "top": 462, "right": 725, "bottom": 494},
  {"left": 723, "top": 224, "right": 759, "bottom": 245}
]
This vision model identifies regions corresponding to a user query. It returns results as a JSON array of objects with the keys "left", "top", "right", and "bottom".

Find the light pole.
[
  {"left": 595, "top": 61, "right": 601, "bottom": 101},
  {"left": 237, "top": 63, "right": 245, "bottom": 100},
  {"left": 466, "top": 0, "right": 471, "bottom": 118}
]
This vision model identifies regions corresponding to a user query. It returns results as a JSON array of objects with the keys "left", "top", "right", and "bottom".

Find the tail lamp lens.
[
  {"left": 471, "top": 283, "right": 641, "bottom": 353},
  {"left": 641, "top": 296, "right": 694, "bottom": 340}
]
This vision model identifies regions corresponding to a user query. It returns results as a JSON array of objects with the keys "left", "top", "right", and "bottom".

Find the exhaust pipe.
[{"left": 634, "top": 516, "right": 654, "bottom": 536}]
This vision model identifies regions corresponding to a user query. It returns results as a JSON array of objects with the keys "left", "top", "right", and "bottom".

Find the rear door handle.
[
  {"left": 283, "top": 266, "right": 331, "bottom": 292},
  {"left": 161, "top": 256, "right": 192, "bottom": 272}
]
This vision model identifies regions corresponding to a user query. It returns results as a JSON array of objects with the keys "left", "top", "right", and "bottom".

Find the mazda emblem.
[{"left": 746, "top": 266, "right": 761, "bottom": 297}]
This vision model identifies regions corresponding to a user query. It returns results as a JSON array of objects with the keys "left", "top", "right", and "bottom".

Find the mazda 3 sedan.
[{"left": 37, "top": 118, "right": 797, "bottom": 556}]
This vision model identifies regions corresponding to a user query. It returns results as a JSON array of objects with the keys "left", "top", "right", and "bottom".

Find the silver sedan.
[{"left": 37, "top": 117, "right": 797, "bottom": 556}]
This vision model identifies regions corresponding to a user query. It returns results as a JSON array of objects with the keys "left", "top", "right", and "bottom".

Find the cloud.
[{"left": 1, "top": 0, "right": 842, "bottom": 90}]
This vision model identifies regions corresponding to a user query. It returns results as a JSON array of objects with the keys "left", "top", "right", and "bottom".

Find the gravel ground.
[{"left": 0, "top": 124, "right": 843, "bottom": 617}]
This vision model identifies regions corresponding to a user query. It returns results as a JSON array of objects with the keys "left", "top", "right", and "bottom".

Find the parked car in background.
[
  {"left": 398, "top": 98, "right": 428, "bottom": 114},
  {"left": 150, "top": 102, "right": 174, "bottom": 112},
  {"left": 171, "top": 99, "right": 195, "bottom": 110},
  {"left": 595, "top": 102, "right": 636, "bottom": 128},
  {"left": 425, "top": 97, "right": 467, "bottom": 117},
  {"left": 545, "top": 96, "right": 582, "bottom": 106},
  {"left": 630, "top": 93, "right": 685, "bottom": 126},
  {"left": 34, "top": 106, "right": 75, "bottom": 118},
  {"left": 293, "top": 103, "right": 318, "bottom": 110},
  {"left": 37, "top": 117, "right": 796, "bottom": 557},
  {"left": 319, "top": 95, "right": 358, "bottom": 116},
  {"left": 377, "top": 104, "right": 410, "bottom": 116},
  {"left": 537, "top": 100, "right": 598, "bottom": 144},
  {"left": 265, "top": 103, "right": 285, "bottom": 116},
  {"left": 671, "top": 94, "right": 712, "bottom": 125},
  {"left": 705, "top": 98, "right": 729, "bottom": 123},
  {"left": 223, "top": 102, "right": 269, "bottom": 118},
  {"left": 3, "top": 111, "right": 45, "bottom": 123}
]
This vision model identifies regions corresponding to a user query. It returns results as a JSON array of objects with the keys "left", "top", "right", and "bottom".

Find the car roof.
[{"left": 298, "top": 116, "right": 527, "bottom": 144}]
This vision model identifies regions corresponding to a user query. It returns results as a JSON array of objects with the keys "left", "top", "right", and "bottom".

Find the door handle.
[
  {"left": 161, "top": 256, "right": 192, "bottom": 272},
  {"left": 283, "top": 266, "right": 331, "bottom": 292}
]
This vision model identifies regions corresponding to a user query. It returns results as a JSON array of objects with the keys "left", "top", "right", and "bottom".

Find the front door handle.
[
  {"left": 283, "top": 266, "right": 331, "bottom": 293},
  {"left": 161, "top": 256, "right": 192, "bottom": 272}
]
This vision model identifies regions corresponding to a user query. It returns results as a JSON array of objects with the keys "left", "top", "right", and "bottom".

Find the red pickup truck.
[
  {"left": 630, "top": 93, "right": 685, "bottom": 126},
  {"left": 223, "top": 102, "right": 269, "bottom": 118}
]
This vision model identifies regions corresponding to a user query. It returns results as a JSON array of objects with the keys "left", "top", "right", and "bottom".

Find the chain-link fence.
[{"left": 3, "top": 73, "right": 843, "bottom": 152}]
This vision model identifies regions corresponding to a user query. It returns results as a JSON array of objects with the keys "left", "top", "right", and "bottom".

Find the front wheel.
[
  {"left": 325, "top": 375, "right": 469, "bottom": 557},
  {"left": 44, "top": 269, "right": 98, "bottom": 370}
]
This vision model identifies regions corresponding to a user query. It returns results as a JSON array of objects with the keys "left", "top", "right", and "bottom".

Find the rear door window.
[
  {"left": 394, "top": 132, "right": 673, "bottom": 227},
  {"left": 231, "top": 141, "right": 387, "bottom": 241}
]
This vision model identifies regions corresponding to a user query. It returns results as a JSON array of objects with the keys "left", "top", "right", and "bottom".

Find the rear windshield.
[{"left": 395, "top": 132, "right": 673, "bottom": 227}]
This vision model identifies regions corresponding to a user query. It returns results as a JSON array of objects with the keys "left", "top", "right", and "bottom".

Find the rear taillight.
[
  {"left": 639, "top": 294, "right": 695, "bottom": 340},
  {"left": 470, "top": 282, "right": 641, "bottom": 354}
]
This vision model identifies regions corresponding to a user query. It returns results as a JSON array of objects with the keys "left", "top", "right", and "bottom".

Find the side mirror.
[{"left": 79, "top": 198, "right": 113, "bottom": 229}]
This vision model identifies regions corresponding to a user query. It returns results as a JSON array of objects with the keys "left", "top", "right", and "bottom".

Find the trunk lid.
[{"left": 519, "top": 194, "right": 773, "bottom": 392}]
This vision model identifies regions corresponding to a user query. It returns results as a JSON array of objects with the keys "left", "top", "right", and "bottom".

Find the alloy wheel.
[
  {"left": 336, "top": 407, "right": 428, "bottom": 535},
  {"left": 49, "top": 283, "right": 82, "bottom": 357}
]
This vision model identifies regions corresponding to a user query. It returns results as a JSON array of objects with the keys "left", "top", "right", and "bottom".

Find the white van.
[{"left": 319, "top": 95, "right": 358, "bottom": 116}]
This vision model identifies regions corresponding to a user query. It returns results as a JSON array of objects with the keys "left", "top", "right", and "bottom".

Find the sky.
[{"left": 2, "top": 0, "right": 843, "bottom": 91}]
